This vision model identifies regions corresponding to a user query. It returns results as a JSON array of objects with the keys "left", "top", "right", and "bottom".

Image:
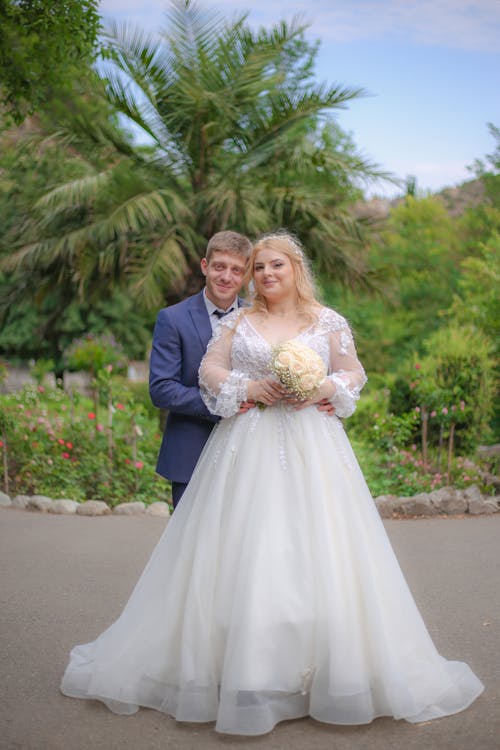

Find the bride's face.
[{"left": 253, "top": 247, "right": 296, "bottom": 301}]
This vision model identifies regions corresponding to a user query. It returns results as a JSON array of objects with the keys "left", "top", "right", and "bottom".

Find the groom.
[{"left": 149, "top": 231, "right": 253, "bottom": 508}]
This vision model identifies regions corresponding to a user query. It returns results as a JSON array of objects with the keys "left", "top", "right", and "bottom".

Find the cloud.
[{"left": 100, "top": 0, "right": 500, "bottom": 53}]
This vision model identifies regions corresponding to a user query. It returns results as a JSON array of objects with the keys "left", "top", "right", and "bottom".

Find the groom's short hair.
[{"left": 205, "top": 231, "right": 252, "bottom": 262}]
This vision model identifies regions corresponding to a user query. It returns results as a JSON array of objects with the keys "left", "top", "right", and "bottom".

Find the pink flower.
[
  {"left": 374, "top": 413, "right": 379, "bottom": 419},
  {"left": 66, "top": 442, "right": 73, "bottom": 449},
  {"left": 411, "top": 444, "right": 417, "bottom": 451},
  {"left": 58, "top": 438, "right": 65, "bottom": 445},
  {"left": 37, "top": 417, "right": 45, "bottom": 424},
  {"left": 415, "top": 406, "right": 421, "bottom": 413},
  {"left": 415, "top": 363, "right": 421, "bottom": 370},
  {"left": 116, "top": 403, "right": 124, "bottom": 410},
  {"left": 451, "top": 405, "right": 457, "bottom": 412},
  {"left": 96, "top": 424, "right": 104, "bottom": 432},
  {"left": 135, "top": 461, "right": 144, "bottom": 470},
  {"left": 0, "top": 440, "right": 3, "bottom": 448},
  {"left": 62, "top": 452, "right": 70, "bottom": 459},
  {"left": 442, "top": 407, "right": 448, "bottom": 415},
  {"left": 460, "top": 401, "right": 465, "bottom": 411},
  {"left": 88, "top": 412, "right": 96, "bottom": 420},
  {"left": 430, "top": 410, "right": 436, "bottom": 417},
  {"left": 37, "top": 385, "right": 45, "bottom": 393},
  {"left": 106, "top": 364, "right": 113, "bottom": 373}
]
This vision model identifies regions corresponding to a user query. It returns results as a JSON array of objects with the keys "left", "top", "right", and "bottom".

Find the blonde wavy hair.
[{"left": 245, "top": 231, "right": 320, "bottom": 320}]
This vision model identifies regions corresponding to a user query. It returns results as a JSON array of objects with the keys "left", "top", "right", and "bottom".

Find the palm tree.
[{"left": 2, "top": 0, "right": 387, "bottom": 309}]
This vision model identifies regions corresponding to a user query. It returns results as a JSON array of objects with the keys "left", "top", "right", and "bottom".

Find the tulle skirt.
[{"left": 61, "top": 406, "right": 483, "bottom": 735}]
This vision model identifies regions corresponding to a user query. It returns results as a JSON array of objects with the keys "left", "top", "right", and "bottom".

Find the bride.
[{"left": 61, "top": 231, "right": 483, "bottom": 735}]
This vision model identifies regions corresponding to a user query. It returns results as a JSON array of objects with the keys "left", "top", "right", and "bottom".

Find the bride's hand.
[{"left": 247, "top": 377, "right": 286, "bottom": 406}]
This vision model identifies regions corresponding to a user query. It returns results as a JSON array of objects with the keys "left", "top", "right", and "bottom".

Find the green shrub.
[{"left": 0, "top": 383, "right": 170, "bottom": 506}]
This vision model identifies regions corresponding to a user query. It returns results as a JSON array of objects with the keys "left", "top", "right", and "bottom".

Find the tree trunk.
[
  {"left": 447, "top": 422, "right": 456, "bottom": 484},
  {"left": 421, "top": 406, "right": 428, "bottom": 471},
  {"left": 2, "top": 426, "right": 9, "bottom": 495}
]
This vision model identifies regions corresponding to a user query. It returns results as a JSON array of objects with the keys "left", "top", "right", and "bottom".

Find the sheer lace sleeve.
[
  {"left": 199, "top": 311, "right": 249, "bottom": 418},
  {"left": 321, "top": 309, "right": 367, "bottom": 418}
]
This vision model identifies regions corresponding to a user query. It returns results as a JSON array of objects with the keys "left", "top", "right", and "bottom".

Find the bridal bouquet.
[{"left": 271, "top": 340, "right": 327, "bottom": 400}]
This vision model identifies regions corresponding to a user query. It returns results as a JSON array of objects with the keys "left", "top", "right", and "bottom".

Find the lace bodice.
[{"left": 199, "top": 307, "right": 367, "bottom": 419}]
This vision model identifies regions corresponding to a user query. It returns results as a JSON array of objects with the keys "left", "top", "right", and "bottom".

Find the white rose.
[
  {"left": 275, "top": 350, "right": 294, "bottom": 368},
  {"left": 299, "top": 374, "right": 318, "bottom": 392}
]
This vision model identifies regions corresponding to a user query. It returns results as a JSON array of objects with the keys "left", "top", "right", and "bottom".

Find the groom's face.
[{"left": 201, "top": 251, "right": 247, "bottom": 310}]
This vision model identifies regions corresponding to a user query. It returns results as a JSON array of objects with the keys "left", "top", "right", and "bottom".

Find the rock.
[
  {"left": 113, "top": 501, "right": 146, "bottom": 516},
  {"left": 26, "top": 495, "right": 53, "bottom": 512},
  {"left": 145, "top": 501, "right": 171, "bottom": 518},
  {"left": 399, "top": 493, "right": 436, "bottom": 517},
  {"left": 48, "top": 499, "right": 78, "bottom": 515},
  {"left": 0, "top": 491, "right": 12, "bottom": 507},
  {"left": 374, "top": 495, "right": 399, "bottom": 518},
  {"left": 429, "top": 486, "right": 467, "bottom": 515},
  {"left": 461, "top": 484, "right": 482, "bottom": 511},
  {"left": 468, "top": 494, "right": 499, "bottom": 515},
  {"left": 76, "top": 500, "right": 111, "bottom": 516},
  {"left": 12, "top": 494, "right": 31, "bottom": 508}
]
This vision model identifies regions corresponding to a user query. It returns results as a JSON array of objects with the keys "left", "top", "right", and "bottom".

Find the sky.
[{"left": 99, "top": 0, "right": 500, "bottom": 198}]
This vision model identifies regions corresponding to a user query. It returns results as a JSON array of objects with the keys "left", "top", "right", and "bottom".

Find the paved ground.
[{"left": 0, "top": 509, "right": 499, "bottom": 750}]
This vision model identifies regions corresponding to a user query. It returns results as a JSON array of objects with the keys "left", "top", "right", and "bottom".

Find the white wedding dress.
[{"left": 61, "top": 307, "right": 483, "bottom": 735}]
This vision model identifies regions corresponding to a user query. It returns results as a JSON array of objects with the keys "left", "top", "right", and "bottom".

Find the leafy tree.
[
  {"left": 1, "top": 0, "right": 386, "bottom": 316},
  {"left": 0, "top": 0, "right": 101, "bottom": 124},
  {"left": 0, "top": 118, "right": 156, "bottom": 371},
  {"left": 415, "top": 325, "right": 496, "bottom": 450},
  {"left": 323, "top": 196, "right": 461, "bottom": 372}
]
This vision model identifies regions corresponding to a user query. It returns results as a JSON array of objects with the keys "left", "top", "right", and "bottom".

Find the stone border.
[
  {"left": 374, "top": 484, "right": 499, "bottom": 518},
  {"left": 1, "top": 485, "right": 499, "bottom": 519},
  {"left": 0, "top": 493, "right": 170, "bottom": 517}
]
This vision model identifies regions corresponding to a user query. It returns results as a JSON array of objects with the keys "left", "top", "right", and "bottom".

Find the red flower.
[
  {"left": 116, "top": 403, "right": 125, "bottom": 410},
  {"left": 0, "top": 440, "right": 3, "bottom": 448},
  {"left": 62, "top": 452, "right": 70, "bottom": 459},
  {"left": 87, "top": 412, "right": 96, "bottom": 420},
  {"left": 135, "top": 461, "right": 144, "bottom": 470},
  {"left": 58, "top": 438, "right": 65, "bottom": 445},
  {"left": 415, "top": 363, "right": 421, "bottom": 370},
  {"left": 124, "top": 458, "right": 131, "bottom": 465},
  {"left": 66, "top": 441, "right": 73, "bottom": 449}
]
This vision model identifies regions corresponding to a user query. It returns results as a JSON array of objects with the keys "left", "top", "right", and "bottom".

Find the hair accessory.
[{"left": 263, "top": 232, "right": 303, "bottom": 258}]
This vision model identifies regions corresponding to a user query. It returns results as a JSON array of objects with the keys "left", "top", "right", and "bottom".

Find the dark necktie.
[{"left": 213, "top": 308, "right": 233, "bottom": 319}]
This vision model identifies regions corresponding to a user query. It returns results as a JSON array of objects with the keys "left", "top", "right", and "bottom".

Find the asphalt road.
[{"left": 1, "top": 509, "right": 499, "bottom": 750}]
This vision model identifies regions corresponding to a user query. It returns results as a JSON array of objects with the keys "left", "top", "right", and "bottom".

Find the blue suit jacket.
[{"left": 149, "top": 290, "right": 241, "bottom": 483}]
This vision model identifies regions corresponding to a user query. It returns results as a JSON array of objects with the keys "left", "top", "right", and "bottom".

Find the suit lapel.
[{"left": 189, "top": 291, "right": 212, "bottom": 350}]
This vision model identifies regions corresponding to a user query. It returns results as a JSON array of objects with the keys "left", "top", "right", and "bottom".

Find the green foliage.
[
  {"left": 447, "top": 234, "right": 500, "bottom": 353},
  {"left": 0, "top": 0, "right": 387, "bottom": 315},
  {"left": 29, "top": 358, "right": 55, "bottom": 386},
  {"left": 64, "top": 334, "right": 127, "bottom": 376},
  {"left": 413, "top": 325, "right": 496, "bottom": 448},
  {"left": 0, "top": 0, "right": 101, "bottom": 124},
  {"left": 0, "top": 383, "right": 168, "bottom": 506}
]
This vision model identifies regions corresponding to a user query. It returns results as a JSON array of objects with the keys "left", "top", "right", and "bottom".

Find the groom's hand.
[
  {"left": 238, "top": 400, "right": 256, "bottom": 414},
  {"left": 316, "top": 398, "right": 335, "bottom": 416}
]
